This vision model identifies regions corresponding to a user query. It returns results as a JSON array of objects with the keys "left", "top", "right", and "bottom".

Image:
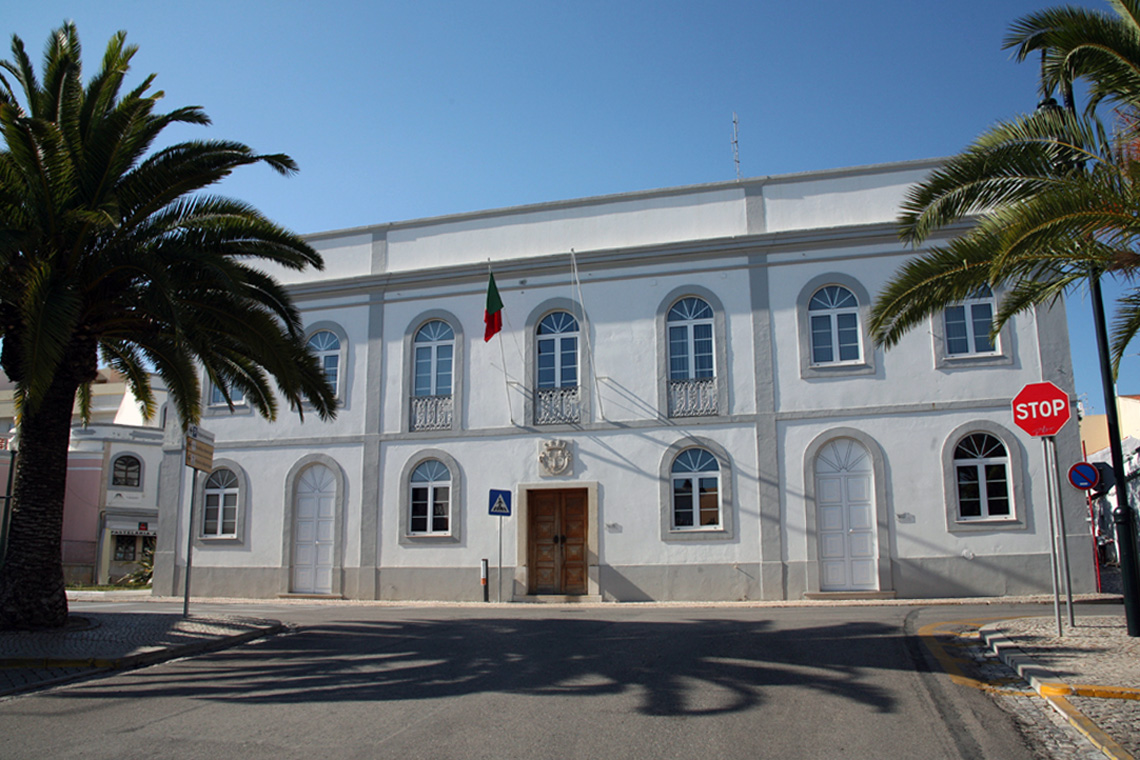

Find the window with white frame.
[
  {"left": 944, "top": 286, "right": 997, "bottom": 356},
  {"left": 667, "top": 297, "right": 715, "bottom": 380},
  {"left": 208, "top": 383, "right": 244, "bottom": 407},
  {"left": 671, "top": 448, "right": 721, "bottom": 530},
  {"left": 537, "top": 311, "right": 579, "bottom": 389},
  {"left": 409, "top": 459, "right": 451, "bottom": 535},
  {"left": 665, "top": 296, "right": 718, "bottom": 417},
  {"left": 308, "top": 330, "right": 341, "bottom": 392},
  {"left": 202, "top": 468, "right": 240, "bottom": 538},
  {"left": 809, "top": 285, "right": 862, "bottom": 364},
  {"left": 414, "top": 320, "right": 454, "bottom": 397},
  {"left": 953, "top": 433, "right": 1011, "bottom": 520},
  {"left": 535, "top": 311, "right": 580, "bottom": 424},
  {"left": 111, "top": 454, "right": 142, "bottom": 488}
]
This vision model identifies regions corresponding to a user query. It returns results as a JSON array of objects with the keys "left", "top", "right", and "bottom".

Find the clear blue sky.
[{"left": 6, "top": 1, "right": 1137, "bottom": 414}]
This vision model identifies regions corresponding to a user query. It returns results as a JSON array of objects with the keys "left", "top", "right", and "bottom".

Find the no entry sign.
[{"left": 1012, "top": 382, "right": 1071, "bottom": 437}]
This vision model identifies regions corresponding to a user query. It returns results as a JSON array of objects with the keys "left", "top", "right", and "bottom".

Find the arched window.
[
  {"left": 944, "top": 286, "right": 997, "bottom": 356},
  {"left": 953, "top": 433, "right": 1010, "bottom": 520},
  {"left": 111, "top": 454, "right": 142, "bottom": 488},
  {"left": 537, "top": 311, "right": 579, "bottom": 389},
  {"left": 414, "top": 320, "right": 454, "bottom": 397},
  {"left": 308, "top": 330, "right": 342, "bottom": 392},
  {"left": 809, "top": 285, "right": 862, "bottom": 364},
  {"left": 534, "top": 311, "right": 580, "bottom": 424},
  {"left": 667, "top": 297, "right": 714, "bottom": 380},
  {"left": 202, "top": 468, "right": 240, "bottom": 538},
  {"left": 410, "top": 459, "right": 451, "bottom": 535},
  {"left": 671, "top": 448, "right": 721, "bottom": 530},
  {"left": 665, "top": 296, "right": 717, "bottom": 417}
]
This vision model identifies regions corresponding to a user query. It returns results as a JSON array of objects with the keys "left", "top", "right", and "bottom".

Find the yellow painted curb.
[
  {"left": 1046, "top": 694, "right": 1136, "bottom": 760},
  {"left": 1040, "top": 682, "right": 1140, "bottom": 701}
]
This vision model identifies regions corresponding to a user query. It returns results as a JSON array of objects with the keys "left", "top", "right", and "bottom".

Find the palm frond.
[{"left": 1109, "top": 289, "right": 1140, "bottom": 371}]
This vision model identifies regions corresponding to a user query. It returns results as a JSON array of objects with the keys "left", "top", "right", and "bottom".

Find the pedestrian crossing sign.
[{"left": 489, "top": 489, "right": 512, "bottom": 516}]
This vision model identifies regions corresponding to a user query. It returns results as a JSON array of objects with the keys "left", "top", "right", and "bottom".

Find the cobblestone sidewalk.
[
  {"left": 983, "top": 616, "right": 1140, "bottom": 760},
  {"left": 0, "top": 612, "right": 281, "bottom": 697}
]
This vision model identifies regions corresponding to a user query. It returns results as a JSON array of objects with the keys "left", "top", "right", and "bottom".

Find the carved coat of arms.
[{"left": 538, "top": 439, "right": 573, "bottom": 477}]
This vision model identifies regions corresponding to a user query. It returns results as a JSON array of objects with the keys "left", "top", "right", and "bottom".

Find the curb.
[
  {"left": 979, "top": 624, "right": 1135, "bottom": 760},
  {"left": 0, "top": 620, "right": 283, "bottom": 698},
  {"left": 0, "top": 620, "right": 283, "bottom": 671}
]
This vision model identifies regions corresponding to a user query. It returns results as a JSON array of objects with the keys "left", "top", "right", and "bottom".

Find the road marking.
[
  {"left": 918, "top": 617, "right": 1136, "bottom": 760},
  {"left": 916, "top": 618, "right": 1036, "bottom": 695}
]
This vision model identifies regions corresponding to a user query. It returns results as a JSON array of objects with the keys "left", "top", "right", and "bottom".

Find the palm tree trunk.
[{"left": 0, "top": 370, "right": 82, "bottom": 629}]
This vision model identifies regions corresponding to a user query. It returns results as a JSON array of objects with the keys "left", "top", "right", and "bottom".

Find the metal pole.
[
  {"left": 497, "top": 514, "right": 503, "bottom": 603},
  {"left": 1083, "top": 441, "right": 1104, "bottom": 593},
  {"left": 182, "top": 469, "right": 197, "bottom": 618},
  {"left": 1089, "top": 270, "right": 1140, "bottom": 636},
  {"left": 1048, "top": 437, "right": 1076, "bottom": 627},
  {"left": 0, "top": 449, "right": 15, "bottom": 571},
  {"left": 481, "top": 558, "right": 489, "bottom": 602},
  {"left": 1043, "top": 438, "right": 1064, "bottom": 635}
]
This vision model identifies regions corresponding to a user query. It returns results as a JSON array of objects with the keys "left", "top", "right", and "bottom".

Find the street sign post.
[
  {"left": 1012, "top": 381, "right": 1074, "bottom": 634},
  {"left": 183, "top": 425, "right": 215, "bottom": 618},
  {"left": 489, "top": 489, "right": 512, "bottom": 602}
]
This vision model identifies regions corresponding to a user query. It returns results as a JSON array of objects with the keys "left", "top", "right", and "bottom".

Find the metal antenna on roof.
[{"left": 732, "top": 113, "right": 741, "bottom": 180}]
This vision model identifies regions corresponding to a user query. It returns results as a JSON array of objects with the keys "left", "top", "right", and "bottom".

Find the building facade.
[
  {"left": 153, "top": 159, "right": 1095, "bottom": 602},
  {"left": 0, "top": 370, "right": 166, "bottom": 584}
]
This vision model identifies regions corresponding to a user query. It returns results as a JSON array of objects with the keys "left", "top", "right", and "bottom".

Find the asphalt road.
[{"left": 0, "top": 602, "right": 1051, "bottom": 760}]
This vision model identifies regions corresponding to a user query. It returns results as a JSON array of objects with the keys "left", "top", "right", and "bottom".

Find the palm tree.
[
  {"left": 870, "top": 104, "right": 1138, "bottom": 357},
  {"left": 0, "top": 24, "right": 337, "bottom": 629},
  {"left": 872, "top": 0, "right": 1140, "bottom": 361},
  {"left": 871, "top": 0, "right": 1140, "bottom": 636}
]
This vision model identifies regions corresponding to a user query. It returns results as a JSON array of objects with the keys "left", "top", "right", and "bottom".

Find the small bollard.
[{"left": 481, "top": 558, "right": 489, "bottom": 602}]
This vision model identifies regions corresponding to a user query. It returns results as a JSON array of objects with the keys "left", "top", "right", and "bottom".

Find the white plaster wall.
[
  {"left": 779, "top": 411, "right": 1065, "bottom": 566},
  {"left": 762, "top": 167, "right": 931, "bottom": 233},
  {"left": 202, "top": 301, "right": 373, "bottom": 442},
  {"left": 186, "top": 442, "right": 364, "bottom": 569},
  {"left": 379, "top": 260, "right": 758, "bottom": 433},
  {"left": 384, "top": 189, "right": 748, "bottom": 272},
  {"left": 272, "top": 232, "right": 375, "bottom": 285},
  {"left": 379, "top": 425, "right": 761, "bottom": 569},
  {"left": 105, "top": 437, "right": 164, "bottom": 511},
  {"left": 768, "top": 246, "right": 1047, "bottom": 413}
]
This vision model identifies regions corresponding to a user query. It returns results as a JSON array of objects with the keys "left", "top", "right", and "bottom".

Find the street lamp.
[{"left": 1037, "top": 94, "right": 1140, "bottom": 635}]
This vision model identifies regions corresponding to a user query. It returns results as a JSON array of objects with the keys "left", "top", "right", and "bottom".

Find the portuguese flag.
[{"left": 484, "top": 272, "right": 503, "bottom": 342}]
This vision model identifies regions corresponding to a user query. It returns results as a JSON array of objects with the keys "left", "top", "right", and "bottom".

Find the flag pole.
[
  {"left": 485, "top": 264, "right": 515, "bottom": 425},
  {"left": 569, "top": 249, "right": 605, "bottom": 421}
]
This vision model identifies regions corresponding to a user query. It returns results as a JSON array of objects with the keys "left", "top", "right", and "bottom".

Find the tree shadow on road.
[{"left": 65, "top": 615, "right": 905, "bottom": 718}]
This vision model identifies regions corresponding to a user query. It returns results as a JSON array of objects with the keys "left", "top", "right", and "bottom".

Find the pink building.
[{"left": 0, "top": 370, "right": 166, "bottom": 584}]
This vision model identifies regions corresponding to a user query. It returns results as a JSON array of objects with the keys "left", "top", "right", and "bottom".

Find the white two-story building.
[{"left": 152, "top": 158, "right": 1094, "bottom": 602}]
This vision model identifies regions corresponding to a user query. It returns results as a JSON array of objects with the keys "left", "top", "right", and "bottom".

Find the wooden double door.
[{"left": 528, "top": 489, "right": 587, "bottom": 595}]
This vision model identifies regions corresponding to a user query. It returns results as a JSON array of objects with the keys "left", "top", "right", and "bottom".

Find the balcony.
[
  {"left": 410, "top": 395, "right": 453, "bottom": 431},
  {"left": 535, "top": 386, "right": 580, "bottom": 425},
  {"left": 668, "top": 378, "right": 718, "bottom": 417}
]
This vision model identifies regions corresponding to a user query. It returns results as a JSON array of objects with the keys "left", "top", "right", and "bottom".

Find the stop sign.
[{"left": 1012, "top": 381, "right": 1072, "bottom": 437}]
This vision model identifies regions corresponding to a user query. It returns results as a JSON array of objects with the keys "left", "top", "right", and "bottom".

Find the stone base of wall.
[
  {"left": 599, "top": 563, "right": 763, "bottom": 602},
  {"left": 890, "top": 552, "right": 1096, "bottom": 598},
  {"left": 149, "top": 550, "right": 1099, "bottom": 602}
]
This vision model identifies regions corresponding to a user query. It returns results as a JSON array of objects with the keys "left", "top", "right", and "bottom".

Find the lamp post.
[
  {"left": 1036, "top": 91, "right": 1140, "bottom": 635},
  {"left": 1089, "top": 270, "right": 1140, "bottom": 635}
]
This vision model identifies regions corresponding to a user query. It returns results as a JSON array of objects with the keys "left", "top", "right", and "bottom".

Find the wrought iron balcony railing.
[
  {"left": 410, "top": 394, "right": 453, "bottom": 431},
  {"left": 535, "top": 386, "right": 580, "bottom": 425},
  {"left": 668, "top": 378, "right": 718, "bottom": 417}
]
